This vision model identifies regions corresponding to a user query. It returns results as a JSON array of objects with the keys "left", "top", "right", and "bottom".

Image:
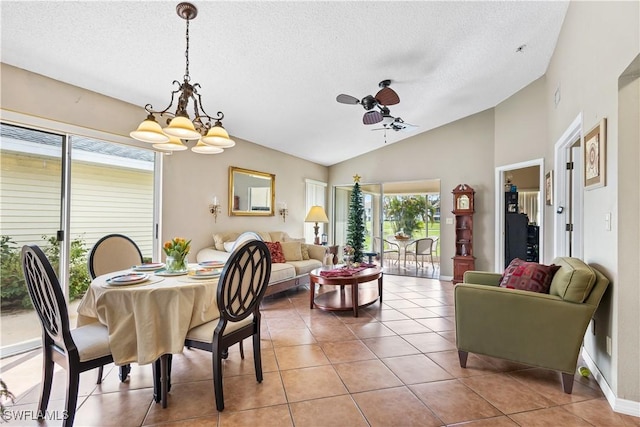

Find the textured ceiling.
[{"left": 0, "top": 1, "right": 569, "bottom": 166}]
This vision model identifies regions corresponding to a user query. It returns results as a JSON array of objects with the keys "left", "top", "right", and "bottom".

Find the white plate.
[
  {"left": 198, "top": 261, "right": 225, "bottom": 268},
  {"left": 155, "top": 269, "right": 188, "bottom": 277},
  {"left": 106, "top": 273, "right": 149, "bottom": 285},
  {"left": 188, "top": 272, "right": 221, "bottom": 280},
  {"left": 189, "top": 269, "right": 222, "bottom": 279},
  {"left": 133, "top": 263, "right": 165, "bottom": 271}
]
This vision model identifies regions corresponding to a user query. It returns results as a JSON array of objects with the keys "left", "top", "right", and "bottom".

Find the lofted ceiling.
[{"left": 0, "top": 1, "right": 569, "bottom": 166}]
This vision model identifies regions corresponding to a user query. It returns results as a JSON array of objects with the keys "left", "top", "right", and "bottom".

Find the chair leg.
[
  {"left": 38, "top": 351, "right": 54, "bottom": 415},
  {"left": 561, "top": 372, "right": 575, "bottom": 394},
  {"left": 253, "top": 332, "right": 263, "bottom": 383},
  {"left": 96, "top": 365, "right": 104, "bottom": 384},
  {"left": 458, "top": 350, "right": 469, "bottom": 368},
  {"left": 239, "top": 340, "right": 245, "bottom": 359},
  {"left": 63, "top": 370, "right": 80, "bottom": 427},
  {"left": 213, "top": 352, "right": 225, "bottom": 411},
  {"left": 119, "top": 364, "right": 131, "bottom": 382}
]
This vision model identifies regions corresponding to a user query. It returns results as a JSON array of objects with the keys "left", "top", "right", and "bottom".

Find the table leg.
[
  {"left": 378, "top": 274, "right": 384, "bottom": 303},
  {"left": 352, "top": 280, "right": 359, "bottom": 317},
  {"left": 309, "top": 278, "right": 315, "bottom": 309},
  {"left": 153, "top": 355, "right": 173, "bottom": 406}
]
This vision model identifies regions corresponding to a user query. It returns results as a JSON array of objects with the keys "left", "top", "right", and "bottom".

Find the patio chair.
[
  {"left": 184, "top": 238, "right": 271, "bottom": 411},
  {"left": 373, "top": 237, "right": 400, "bottom": 266},
  {"left": 405, "top": 237, "right": 435, "bottom": 269},
  {"left": 22, "top": 245, "right": 113, "bottom": 427},
  {"left": 88, "top": 233, "right": 143, "bottom": 382}
]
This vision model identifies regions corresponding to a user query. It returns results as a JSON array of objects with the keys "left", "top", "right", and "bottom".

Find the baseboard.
[
  {"left": 439, "top": 275, "right": 453, "bottom": 282},
  {"left": 581, "top": 347, "right": 640, "bottom": 417}
]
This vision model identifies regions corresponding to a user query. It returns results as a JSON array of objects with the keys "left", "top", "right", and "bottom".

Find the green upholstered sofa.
[{"left": 454, "top": 257, "right": 609, "bottom": 393}]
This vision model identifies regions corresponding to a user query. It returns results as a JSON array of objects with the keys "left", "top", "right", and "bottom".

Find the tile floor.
[{"left": 2, "top": 275, "right": 639, "bottom": 426}]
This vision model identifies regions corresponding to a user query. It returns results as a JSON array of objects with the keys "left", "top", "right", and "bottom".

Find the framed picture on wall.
[
  {"left": 545, "top": 171, "right": 553, "bottom": 206},
  {"left": 584, "top": 118, "right": 607, "bottom": 190}
]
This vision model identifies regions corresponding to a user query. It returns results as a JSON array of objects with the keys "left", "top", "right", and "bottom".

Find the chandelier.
[{"left": 130, "top": 2, "right": 234, "bottom": 154}]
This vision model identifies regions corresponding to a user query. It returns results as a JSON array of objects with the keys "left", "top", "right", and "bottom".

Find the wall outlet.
[
  {"left": 445, "top": 217, "right": 454, "bottom": 225},
  {"left": 606, "top": 336, "right": 612, "bottom": 356}
]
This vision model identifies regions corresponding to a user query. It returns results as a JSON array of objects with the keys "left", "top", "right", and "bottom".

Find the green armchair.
[{"left": 454, "top": 257, "right": 609, "bottom": 393}]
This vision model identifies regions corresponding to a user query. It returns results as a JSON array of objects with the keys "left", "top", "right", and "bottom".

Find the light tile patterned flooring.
[{"left": 2, "top": 275, "right": 639, "bottom": 426}]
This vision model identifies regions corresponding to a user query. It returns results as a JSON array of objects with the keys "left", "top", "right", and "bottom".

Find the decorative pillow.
[
  {"left": 264, "top": 242, "right": 286, "bottom": 263},
  {"left": 223, "top": 241, "right": 236, "bottom": 252},
  {"left": 280, "top": 241, "right": 303, "bottom": 261},
  {"left": 300, "top": 244, "right": 310, "bottom": 260},
  {"left": 500, "top": 258, "right": 561, "bottom": 293}
]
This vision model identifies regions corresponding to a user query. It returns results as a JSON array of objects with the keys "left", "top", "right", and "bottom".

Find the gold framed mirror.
[{"left": 229, "top": 166, "right": 275, "bottom": 216}]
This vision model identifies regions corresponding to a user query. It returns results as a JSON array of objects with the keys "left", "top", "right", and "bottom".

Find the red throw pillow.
[
  {"left": 500, "top": 258, "right": 560, "bottom": 293},
  {"left": 264, "top": 241, "right": 286, "bottom": 263}
]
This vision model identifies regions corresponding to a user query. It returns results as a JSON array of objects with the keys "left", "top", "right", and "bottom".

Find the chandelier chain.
[{"left": 184, "top": 18, "right": 190, "bottom": 82}]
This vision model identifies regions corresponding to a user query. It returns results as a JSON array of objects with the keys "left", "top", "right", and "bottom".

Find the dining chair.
[
  {"left": 21, "top": 245, "right": 113, "bottom": 427},
  {"left": 374, "top": 237, "right": 400, "bottom": 266},
  {"left": 88, "top": 233, "right": 143, "bottom": 382},
  {"left": 184, "top": 238, "right": 271, "bottom": 411},
  {"left": 405, "top": 237, "right": 435, "bottom": 269}
]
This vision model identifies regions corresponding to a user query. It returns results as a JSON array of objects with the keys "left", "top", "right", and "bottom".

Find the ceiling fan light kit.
[
  {"left": 130, "top": 2, "right": 235, "bottom": 154},
  {"left": 337, "top": 79, "right": 416, "bottom": 131}
]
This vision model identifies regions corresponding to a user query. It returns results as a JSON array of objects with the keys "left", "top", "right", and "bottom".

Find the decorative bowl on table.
[{"left": 394, "top": 234, "right": 410, "bottom": 240}]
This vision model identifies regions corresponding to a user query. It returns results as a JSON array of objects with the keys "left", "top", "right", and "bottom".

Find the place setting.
[{"left": 102, "top": 272, "right": 164, "bottom": 287}]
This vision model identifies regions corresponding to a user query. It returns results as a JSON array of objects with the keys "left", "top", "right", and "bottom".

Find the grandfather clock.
[{"left": 452, "top": 184, "right": 475, "bottom": 284}]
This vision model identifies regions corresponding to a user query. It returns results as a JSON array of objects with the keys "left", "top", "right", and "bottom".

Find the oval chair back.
[{"left": 88, "top": 233, "right": 143, "bottom": 279}]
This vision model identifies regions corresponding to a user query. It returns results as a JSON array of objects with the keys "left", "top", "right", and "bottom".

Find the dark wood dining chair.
[
  {"left": 184, "top": 239, "right": 271, "bottom": 411},
  {"left": 88, "top": 233, "right": 143, "bottom": 382},
  {"left": 21, "top": 245, "right": 113, "bottom": 427}
]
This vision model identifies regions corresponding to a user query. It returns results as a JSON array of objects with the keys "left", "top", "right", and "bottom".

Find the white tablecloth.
[{"left": 77, "top": 270, "right": 220, "bottom": 365}]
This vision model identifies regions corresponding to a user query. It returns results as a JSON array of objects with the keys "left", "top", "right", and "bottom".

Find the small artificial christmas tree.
[{"left": 346, "top": 174, "right": 365, "bottom": 263}]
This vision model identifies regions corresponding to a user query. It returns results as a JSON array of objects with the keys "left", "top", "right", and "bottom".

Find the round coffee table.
[{"left": 309, "top": 266, "right": 383, "bottom": 317}]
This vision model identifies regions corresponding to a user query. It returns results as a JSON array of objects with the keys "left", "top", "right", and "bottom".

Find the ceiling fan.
[{"left": 336, "top": 79, "right": 401, "bottom": 125}]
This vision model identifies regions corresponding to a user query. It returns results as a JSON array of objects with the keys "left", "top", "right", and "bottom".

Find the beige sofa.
[{"left": 196, "top": 231, "right": 325, "bottom": 296}]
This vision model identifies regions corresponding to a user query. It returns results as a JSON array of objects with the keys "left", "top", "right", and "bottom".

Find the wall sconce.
[
  {"left": 278, "top": 202, "right": 288, "bottom": 222},
  {"left": 209, "top": 195, "right": 222, "bottom": 222}
]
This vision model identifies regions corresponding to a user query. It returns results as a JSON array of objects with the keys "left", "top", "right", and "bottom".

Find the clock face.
[{"left": 457, "top": 195, "right": 470, "bottom": 210}]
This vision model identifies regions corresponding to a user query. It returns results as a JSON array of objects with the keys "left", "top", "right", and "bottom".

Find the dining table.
[{"left": 77, "top": 264, "right": 222, "bottom": 408}]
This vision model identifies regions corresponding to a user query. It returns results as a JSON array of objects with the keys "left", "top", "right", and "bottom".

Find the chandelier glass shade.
[{"left": 130, "top": 2, "right": 234, "bottom": 154}]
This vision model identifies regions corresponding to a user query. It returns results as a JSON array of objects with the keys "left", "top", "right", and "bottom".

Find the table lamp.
[{"left": 305, "top": 206, "right": 329, "bottom": 245}]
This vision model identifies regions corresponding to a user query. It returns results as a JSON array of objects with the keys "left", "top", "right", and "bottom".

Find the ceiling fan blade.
[
  {"left": 363, "top": 110, "right": 383, "bottom": 125},
  {"left": 375, "top": 87, "right": 400, "bottom": 106},
  {"left": 336, "top": 94, "right": 360, "bottom": 104}
]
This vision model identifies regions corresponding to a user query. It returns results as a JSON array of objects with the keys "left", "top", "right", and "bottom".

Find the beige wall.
[
  {"left": 162, "top": 139, "right": 327, "bottom": 255},
  {"left": 329, "top": 109, "right": 496, "bottom": 277},
  {"left": 543, "top": 1, "right": 639, "bottom": 402}
]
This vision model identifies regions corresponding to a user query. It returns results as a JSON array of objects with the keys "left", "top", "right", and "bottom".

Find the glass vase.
[{"left": 166, "top": 254, "right": 188, "bottom": 273}]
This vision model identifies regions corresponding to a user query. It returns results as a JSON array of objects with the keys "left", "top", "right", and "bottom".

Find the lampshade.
[
  {"left": 191, "top": 140, "right": 224, "bottom": 154},
  {"left": 152, "top": 136, "right": 188, "bottom": 151},
  {"left": 163, "top": 116, "right": 202, "bottom": 140},
  {"left": 130, "top": 116, "right": 170, "bottom": 143},
  {"left": 305, "top": 206, "right": 329, "bottom": 223},
  {"left": 201, "top": 123, "right": 236, "bottom": 148}
]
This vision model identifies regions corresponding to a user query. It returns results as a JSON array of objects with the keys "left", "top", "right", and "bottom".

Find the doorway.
[
  {"left": 333, "top": 179, "right": 440, "bottom": 278},
  {"left": 495, "top": 159, "right": 545, "bottom": 271}
]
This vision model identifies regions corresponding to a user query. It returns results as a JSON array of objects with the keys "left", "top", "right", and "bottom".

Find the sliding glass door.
[{"left": 0, "top": 122, "right": 157, "bottom": 357}]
